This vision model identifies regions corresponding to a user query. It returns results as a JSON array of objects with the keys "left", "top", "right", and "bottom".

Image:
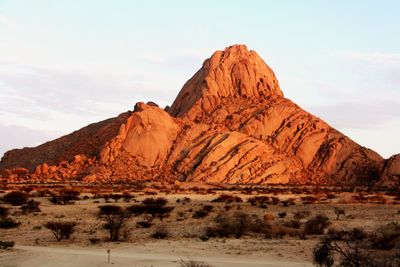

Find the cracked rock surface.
[{"left": 0, "top": 45, "right": 393, "bottom": 185}]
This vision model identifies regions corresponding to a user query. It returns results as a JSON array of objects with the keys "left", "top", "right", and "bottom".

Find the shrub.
[
  {"left": 193, "top": 205, "right": 213, "bottom": 219},
  {"left": 211, "top": 194, "right": 242, "bottom": 203},
  {"left": 136, "top": 221, "right": 152, "bottom": 228},
  {"left": 281, "top": 200, "right": 291, "bottom": 207},
  {"left": 193, "top": 209, "right": 209, "bottom": 219},
  {"left": 301, "top": 195, "right": 319, "bottom": 204},
  {"left": 205, "top": 212, "right": 267, "bottom": 238},
  {"left": 271, "top": 197, "right": 280, "bottom": 205},
  {"left": 283, "top": 210, "right": 311, "bottom": 229},
  {"left": 333, "top": 207, "right": 345, "bottom": 220},
  {"left": 313, "top": 227, "right": 400, "bottom": 267},
  {"left": 109, "top": 194, "right": 124, "bottom": 203},
  {"left": 283, "top": 220, "right": 301, "bottom": 229},
  {"left": 182, "top": 197, "right": 191, "bottom": 203},
  {"left": 326, "top": 193, "right": 336, "bottom": 199},
  {"left": 177, "top": 211, "right": 186, "bottom": 221},
  {"left": 224, "top": 205, "right": 232, "bottom": 211},
  {"left": 304, "top": 215, "right": 330, "bottom": 235},
  {"left": 2, "top": 191, "right": 28, "bottom": 206},
  {"left": 0, "top": 240, "right": 15, "bottom": 249},
  {"left": 89, "top": 237, "right": 101, "bottom": 244},
  {"left": 199, "top": 235, "right": 209, "bottom": 241},
  {"left": 326, "top": 228, "right": 367, "bottom": 242},
  {"left": 0, "top": 206, "right": 9, "bottom": 217},
  {"left": 142, "top": 197, "right": 168, "bottom": 206},
  {"left": 293, "top": 210, "right": 311, "bottom": 221},
  {"left": 151, "top": 227, "right": 169, "bottom": 239},
  {"left": 179, "top": 260, "right": 212, "bottom": 267},
  {"left": 50, "top": 189, "right": 80, "bottom": 205},
  {"left": 98, "top": 205, "right": 130, "bottom": 242},
  {"left": 278, "top": 212, "right": 287, "bottom": 218},
  {"left": 123, "top": 192, "right": 134, "bottom": 202},
  {"left": 370, "top": 222, "right": 400, "bottom": 250},
  {"left": 20, "top": 200, "right": 41, "bottom": 213},
  {"left": 44, "top": 221, "right": 77, "bottom": 241},
  {"left": 0, "top": 217, "right": 20, "bottom": 228},
  {"left": 202, "top": 205, "right": 213, "bottom": 212},
  {"left": 247, "top": 196, "right": 270, "bottom": 206}
]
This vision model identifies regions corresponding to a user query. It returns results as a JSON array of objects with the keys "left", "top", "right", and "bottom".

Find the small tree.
[
  {"left": 127, "top": 197, "right": 174, "bottom": 221},
  {"left": 44, "top": 221, "right": 77, "bottom": 241},
  {"left": 333, "top": 207, "right": 345, "bottom": 220},
  {"left": 98, "top": 205, "right": 130, "bottom": 242}
]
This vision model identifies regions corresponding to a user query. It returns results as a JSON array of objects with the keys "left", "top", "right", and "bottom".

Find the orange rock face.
[
  {"left": 99, "top": 102, "right": 180, "bottom": 167},
  {"left": 0, "top": 45, "right": 395, "bottom": 185},
  {"left": 169, "top": 45, "right": 283, "bottom": 118},
  {"left": 379, "top": 154, "right": 400, "bottom": 185}
]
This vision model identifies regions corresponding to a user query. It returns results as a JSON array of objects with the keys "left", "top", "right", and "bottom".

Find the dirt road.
[{"left": 0, "top": 244, "right": 312, "bottom": 267}]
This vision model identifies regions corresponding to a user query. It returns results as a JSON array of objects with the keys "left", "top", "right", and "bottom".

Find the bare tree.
[{"left": 98, "top": 205, "right": 130, "bottom": 241}]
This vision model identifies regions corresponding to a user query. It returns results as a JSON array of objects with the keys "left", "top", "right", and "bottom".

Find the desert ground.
[{"left": 1, "top": 183, "right": 399, "bottom": 267}]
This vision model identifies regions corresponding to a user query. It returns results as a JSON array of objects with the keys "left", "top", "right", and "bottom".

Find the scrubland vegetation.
[{"left": 1, "top": 182, "right": 400, "bottom": 266}]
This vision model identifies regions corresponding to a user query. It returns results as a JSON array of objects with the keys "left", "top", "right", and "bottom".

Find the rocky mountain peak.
[{"left": 169, "top": 44, "right": 283, "bottom": 117}]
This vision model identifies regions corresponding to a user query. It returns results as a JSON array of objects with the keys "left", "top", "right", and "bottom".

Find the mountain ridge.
[{"left": 1, "top": 45, "right": 398, "bottom": 185}]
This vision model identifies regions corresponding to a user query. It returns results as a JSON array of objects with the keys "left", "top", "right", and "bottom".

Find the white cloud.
[
  {"left": 0, "top": 61, "right": 183, "bottom": 143},
  {"left": 339, "top": 51, "right": 400, "bottom": 65}
]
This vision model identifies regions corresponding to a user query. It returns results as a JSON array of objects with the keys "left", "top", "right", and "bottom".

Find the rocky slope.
[{"left": 0, "top": 45, "right": 395, "bottom": 185}]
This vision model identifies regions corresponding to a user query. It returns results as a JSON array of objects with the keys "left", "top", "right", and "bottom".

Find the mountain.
[{"left": 1, "top": 45, "right": 396, "bottom": 185}]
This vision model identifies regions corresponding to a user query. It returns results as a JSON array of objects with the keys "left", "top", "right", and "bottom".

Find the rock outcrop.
[
  {"left": 0, "top": 44, "right": 395, "bottom": 185},
  {"left": 169, "top": 45, "right": 283, "bottom": 118},
  {"left": 99, "top": 102, "right": 180, "bottom": 167},
  {"left": 379, "top": 154, "right": 400, "bottom": 185}
]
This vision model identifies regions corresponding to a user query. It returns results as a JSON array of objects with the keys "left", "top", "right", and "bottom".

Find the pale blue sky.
[{"left": 0, "top": 0, "right": 399, "bottom": 158}]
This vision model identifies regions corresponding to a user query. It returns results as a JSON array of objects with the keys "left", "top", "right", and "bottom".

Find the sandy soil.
[
  {"left": 1, "top": 189, "right": 399, "bottom": 267},
  {"left": 0, "top": 242, "right": 312, "bottom": 267}
]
